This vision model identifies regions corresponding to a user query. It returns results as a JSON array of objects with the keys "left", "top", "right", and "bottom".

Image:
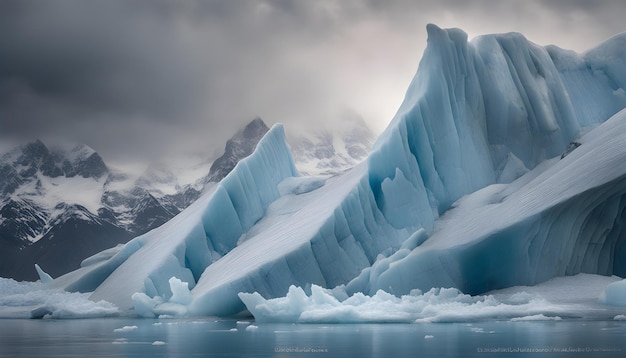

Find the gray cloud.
[
  {"left": 1, "top": 0, "right": 625, "bottom": 166},
  {"left": 0, "top": 0, "right": 212, "bottom": 159}
]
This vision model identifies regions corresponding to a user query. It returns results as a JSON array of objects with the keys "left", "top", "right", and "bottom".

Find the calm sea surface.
[{"left": 1, "top": 318, "right": 625, "bottom": 357}]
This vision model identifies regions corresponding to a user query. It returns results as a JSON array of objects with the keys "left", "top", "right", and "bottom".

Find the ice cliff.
[{"left": 46, "top": 24, "right": 626, "bottom": 317}]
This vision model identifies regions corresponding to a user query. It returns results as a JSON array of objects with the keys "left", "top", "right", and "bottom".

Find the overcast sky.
[{"left": 1, "top": 0, "right": 625, "bottom": 167}]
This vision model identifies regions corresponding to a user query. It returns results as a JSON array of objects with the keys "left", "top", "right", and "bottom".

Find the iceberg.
[{"left": 30, "top": 24, "right": 626, "bottom": 319}]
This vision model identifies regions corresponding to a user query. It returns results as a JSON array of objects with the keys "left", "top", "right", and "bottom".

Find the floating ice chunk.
[
  {"left": 131, "top": 292, "right": 189, "bottom": 318},
  {"left": 36, "top": 297, "right": 118, "bottom": 319},
  {"left": 153, "top": 302, "right": 188, "bottom": 317},
  {"left": 34, "top": 264, "right": 53, "bottom": 284},
  {"left": 131, "top": 277, "right": 192, "bottom": 318},
  {"left": 424, "top": 335, "right": 435, "bottom": 339},
  {"left": 113, "top": 325, "right": 138, "bottom": 333},
  {"left": 242, "top": 275, "right": 620, "bottom": 323},
  {"left": 599, "top": 279, "right": 626, "bottom": 307},
  {"left": 0, "top": 277, "right": 118, "bottom": 319},
  {"left": 614, "top": 315, "right": 626, "bottom": 320},
  {"left": 131, "top": 292, "right": 163, "bottom": 318},
  {"left": 152, "top": 341, "right": 166, "bottom": 346},
  {"left": 29, "top": 306, "right": 53, "bottom": 319},
  {"left": 239, "top": 286, "right": 309, "bottom": 323},
  {"left": 169, "top": 277, "right": 193, "bottom": 305},
  {"left": 240, "top": 283, "right": 578, "bottom": 324},
  {"left": 245, "top": 325, "right": 259, "bottom": 331},
  {"left": 510, "top": 314, "right": 562, "bottom": 321}
]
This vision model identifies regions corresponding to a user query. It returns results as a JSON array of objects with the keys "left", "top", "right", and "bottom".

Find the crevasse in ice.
[{"left": 47, "top": 24, "right": 626, "bottom": 317}]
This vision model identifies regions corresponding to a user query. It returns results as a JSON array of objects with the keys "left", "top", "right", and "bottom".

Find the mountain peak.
[
  {"left": 206, "top": 118, "right": 270, "bottom": 183},
  {"left": 24, "top": 139, "right": 48, "bottom": 154},
  {"left": 426, "top": 23, "right": 468, "bottom": 46},
  {"left": 19, "top": 139, "right": 50, "bottom": 162},
  {"left": 0, "top": 139, "right": 109, "bottom": 191},
  {"left": 247, "top": 117, "right": 268, "bottom": 131}
]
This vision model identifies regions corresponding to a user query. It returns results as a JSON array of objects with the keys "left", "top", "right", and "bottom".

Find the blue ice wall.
[{"left": 368, "top": 24, "right": 626, "bottom": 237}]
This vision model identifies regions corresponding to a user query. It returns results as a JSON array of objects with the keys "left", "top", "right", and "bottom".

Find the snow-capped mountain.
[
  {"left": 0, "top": 115, "right": 374, "bottom": 282},
  {"left": 289, "top": 112, "right": 375, "bottom": 175},
  {"left": 0, "top": 140, "right": 109, "bottom": 244},
  {"left": 36, "top": 24, "right": 626, "bottom": 321},
  {"left": 0, "top": 141, "right": 130, "bottom": 280},
  {"left": 0, "top": 118, "right": 273, "bottom": 281}
]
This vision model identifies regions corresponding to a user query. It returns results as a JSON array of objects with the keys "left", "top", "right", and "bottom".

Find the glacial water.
[{"left": 1, "top": 318, "right": 626, "bottom": 357}]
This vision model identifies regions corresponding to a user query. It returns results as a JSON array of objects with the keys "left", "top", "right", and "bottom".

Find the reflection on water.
[{"left": 0, "top": 318, "right": 625, "bottom": 357}]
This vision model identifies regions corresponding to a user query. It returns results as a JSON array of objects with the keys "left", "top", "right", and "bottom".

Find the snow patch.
[{"left": 33, "top": 174, "right": 106, "bottom": 216}]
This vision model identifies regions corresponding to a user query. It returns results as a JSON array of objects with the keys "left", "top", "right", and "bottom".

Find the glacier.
[{"left": 9, "top": 24, "right": 626, "bottom": 319}]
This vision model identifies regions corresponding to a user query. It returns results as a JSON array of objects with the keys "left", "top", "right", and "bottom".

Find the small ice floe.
[
  {"left": 510, "top": 314, "right": 562, "bottom": 321},
  {"left": 113, "top": 325, "right": 138, "bottom": 333}
]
